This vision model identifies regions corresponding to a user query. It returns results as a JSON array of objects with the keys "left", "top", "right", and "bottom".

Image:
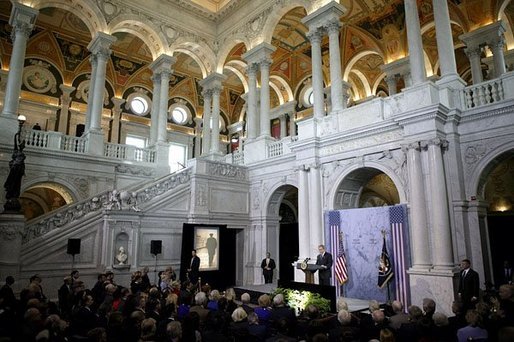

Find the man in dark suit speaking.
[
  {"left": 188, "top": 249, "right": 200, "bottom": 284},
  {"left": 316, "top": 244, "right": 333, "bottom": 286},
  {"left": 458, "top": 258, "right": 479, "bottom": 312}
]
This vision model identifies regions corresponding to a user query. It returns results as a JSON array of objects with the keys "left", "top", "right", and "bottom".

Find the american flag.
[
  {"left": 329, "top": 211, "right": 349, "bottom": 285},
  {"left": 390, "top": 205, "right": 409, "bottom": 308}
]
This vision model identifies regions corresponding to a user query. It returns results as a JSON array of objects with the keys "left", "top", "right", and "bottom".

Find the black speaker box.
[
  {"left": 150, "top": 240, "right": 162, "bottom": 255},
  {"left": 67, "top": 238, "right": 81, "bottom": 255}
]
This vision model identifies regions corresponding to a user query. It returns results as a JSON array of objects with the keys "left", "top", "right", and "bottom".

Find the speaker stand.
[
  {"left": 71, "top": 254, "right": 76, "bottom": 272},
  {"left": 153, "top": 254, "right": 158, "bottom": 285}
]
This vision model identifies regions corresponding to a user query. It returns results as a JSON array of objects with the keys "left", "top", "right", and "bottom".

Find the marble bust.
[{"left": 116, "top": 246, "right": 128, "bottom": 265}]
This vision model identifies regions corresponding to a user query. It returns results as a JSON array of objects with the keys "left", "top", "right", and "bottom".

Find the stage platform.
[{"left": 234, "top": 283, "right": 371, "bottom": 313}]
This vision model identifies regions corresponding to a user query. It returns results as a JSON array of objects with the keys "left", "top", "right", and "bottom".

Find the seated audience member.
[
  {"left": 432, "top": 312, "right": 453, "bottom": 341},
  {"left": 448, "top": 300, "right": 467, "bottom": 335},
  {"left": 388, "top": 300, "right": 409, "bottom": 331},
  {"left": 140, "top": 318, "right": 157, "bottom": 341},
  {"left": 225, "top": 288, "right": 238, "bottom": 314},
  {"left": 248, "top": 311, "right": 268, "bottom": 340},
  {"left": 166, "top": 321, "right": 182, "bottom": 342},
  {"left": 457, "top": 309, "right": 488, "bottom": 342},
  {"left": 254, "top": 294, "right": 273, "bottom": 326},
  {"left": 397, "top": 305, "right": 424, "bottom": 342},
  {"left": 380, "top": 328, "right": 395, "bottom": 342},
  {"left": 182, "top": 311, "right": 202, "bottom": 341},
  {"left": 270, "top": 293, "right": 296, "bottom": 336},
  {"left": 240, "top": 292, "right": 254, "bottom": 315},
  {"left": 207, "top": 289, "right": 221, "bottom": 311},
  {"left": 230, "top": 307, "right": 249, "bottom": 340},
  {"left": 328, "top": 309, "right": 359, "bottom": 342},
  {"left": 422, "top": 298, "right": 436, "bottom": 320},
  {"left": 189, "top": 291, "right": 210, "bottom": 326}
]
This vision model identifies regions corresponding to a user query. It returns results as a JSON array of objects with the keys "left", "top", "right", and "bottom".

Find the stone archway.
[
  {"left": 20, "top": 182, "right": 74, "bottom": 221},
  {"left": 333, "top": 167, "right": 400, "bottom": 210},
  {"left": 266, "top": 184, "right": 298, "bottom": 283},
  {"left": 474, "top": 150, "right": 514, "bottom": 286}
]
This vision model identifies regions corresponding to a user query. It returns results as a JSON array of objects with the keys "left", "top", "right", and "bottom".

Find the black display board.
[{"left": 181, "top": 223, "right": 236, "bottom": 290}]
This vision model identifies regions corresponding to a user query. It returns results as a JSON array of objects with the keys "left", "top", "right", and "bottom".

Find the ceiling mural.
[{"left": 0, "top": 0, "right": 505, "bottom": 130}]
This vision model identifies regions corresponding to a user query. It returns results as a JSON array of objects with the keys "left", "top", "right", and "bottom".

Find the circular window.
[
  {"left": 301, "top": 86, "right": 314, "bottom": 107},
  {"left": 172, "top": 107, "right": 188, "bottom": 124},
  {"left": 130, "top": 96, "right": 149, "bottom": 115},
  {"left": 307, "top": 90, "right": 314, "bottom": 106}
]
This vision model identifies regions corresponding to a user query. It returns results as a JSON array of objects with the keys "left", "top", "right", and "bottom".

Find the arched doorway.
[
  {"left": 333, "top": 167, "right": 400, "bottom": 209},
  {"left": 477, "top": 151, "right": 514, "bottom": 286},
  {"left": 20, "top": 182, "right": 74, "bottom": 220},
  {"left": 267, "top": 184, "right": 298, "bottom": 282}
]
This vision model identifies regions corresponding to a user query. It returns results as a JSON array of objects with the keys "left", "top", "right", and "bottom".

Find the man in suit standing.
[
  {"left": 458, "top": 258, "right": 479, "bottom": 312},
  {"left": 316, "top": 244, "right": 333, "bottom": 286},
  {"left": 261, "top": 252, "right": 276, "bottom": 284},
  {"left": 188, "top": 249, "right": 200, "bottom": 284}
]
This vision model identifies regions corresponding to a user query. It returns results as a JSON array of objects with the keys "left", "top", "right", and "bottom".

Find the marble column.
[
  {"left": 404, "top": 143, "right": 431, "bottom": 268},
  {"left": 433, "top": 0, "right": 458, "bottom": 79},
  {"left": 341, "top": 80, "right": 351, "bottom": 109},
  {"left": 307, "top": 28, "right": 325, "bottom": 118},
  {"left": 308, "top": 164, "right": 323, "bottom": 250},
  {"left": 279, "top": 114, "right": 287, "bottom": 139},
  {"left": 110, "top": 97, "right": 125, "bottom": 144},
  {"left": 246, "top": 64, "right": 258, "bottom": 139},
  {"left": 84, "top": 55, "right": 96, "bottom": 132},
  {"left": 199, "top": 72, "right": 226, "bottom": 157},
  {"left": 210, "top": 85, "right": 222, "bottom": 154},
  {"left": 404, "top": 0, "right": 426, "bottom": 85},
  {"left": 202, "top": 90, "right": 212, "bottom": 155},
  {"left": 386, "top": 75, "right": 398, "bottom": 96},
  {"left": 426, "top": 139, "right": 454, "bottom": 268},
  {"left": 259, "top": 58, "right": 272, "bottom": 137},
  {"left": 243, "top": 43, "right": 275, "bottom": 139},
  {"left": 465, "top": 47, "right": 483, "bottom": 85},
  {"left": 490, "top": 35, "right": 507, "bottom": 78},
  {"left": 149, "top": 73, "right": 161, "bottom": 145},
  {"left": 289, "top": 113, "right": 297, "bottom": 136},
  {"left": 326, "top": 19, "right": 344, "bottom": 113},
  {"left": 193, "top": 117, "right": 202, "bottom": 157},
  {"left": 58, "top": 85, "right": 75, "bottom": 134},
  {"left": 1, "top": 4, "right": 38, "bottom": 119},
  {"left": 298, "top": 166, "right": 311, "bottom": 259},
  {"left": 158, "top": 70, "right": 171, "bottom": 143},
  {"left": 87, "top": 32, "right": 116, "bottom": 133},
  {"left": 149, "top": 54, "right": 176, "bottom": 144}
]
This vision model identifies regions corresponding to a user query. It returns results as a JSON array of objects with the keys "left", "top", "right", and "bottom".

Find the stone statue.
[
  {"left": 3, "top": 131, "right": 26, "bottom": 212},
  {"left": 116, "top": 246, "right": 128, "bottom": 265}
]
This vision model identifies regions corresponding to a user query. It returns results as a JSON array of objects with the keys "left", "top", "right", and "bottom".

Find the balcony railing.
[
  {"left": 61, "top": 135, "right": 86, "bottom": 153},
  {"left": 21, "top": 130, "right": 154, "bottom": 163},
  {"left": 462, "top": 78, "right": 504, "bottom": 109},
  {"left": 105, "top": 143, "right": 156, "bottom": 163}
]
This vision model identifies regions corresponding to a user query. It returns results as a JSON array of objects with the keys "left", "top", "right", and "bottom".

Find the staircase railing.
[{"left": 23, "top": 167, "right": 192, "bottom": 243}]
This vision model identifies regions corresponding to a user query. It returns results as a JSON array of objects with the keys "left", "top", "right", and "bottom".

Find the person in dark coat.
[
  {"left": 261, "top": 252, "right": 276, "bottom": 284},
  {"left": 57, "top": 276, "right": 73, "bottom": 319},
  {"left": 316, "top": 245, "right": 333, "bottom": 286},
  {"left": 458, "top": 258, "right": 480, "bottom": 312},
  {"left": 188, "top": 249, "right": 200, "bottom": 284}
]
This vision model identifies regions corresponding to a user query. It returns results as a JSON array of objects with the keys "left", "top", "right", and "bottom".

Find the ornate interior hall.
[{"left": 1, "top": 0, "right": 514, "bottom": 315}]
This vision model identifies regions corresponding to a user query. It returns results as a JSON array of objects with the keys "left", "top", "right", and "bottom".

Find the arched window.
[
  {"left": 130, "top": 96, "right": 149, "bottom": 115},
  {"left": 171, "top": 107, "right": 188, "bottom": 124}
]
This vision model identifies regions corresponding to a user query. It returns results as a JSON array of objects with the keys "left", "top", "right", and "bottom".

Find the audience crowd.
[{"left": 0, "top": 268, "right": 513, "bottom": 342}]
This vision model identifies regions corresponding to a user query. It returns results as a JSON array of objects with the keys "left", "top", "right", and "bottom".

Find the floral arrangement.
[{"left": 272, "top": 287, "right": 331, "bottom": 316}]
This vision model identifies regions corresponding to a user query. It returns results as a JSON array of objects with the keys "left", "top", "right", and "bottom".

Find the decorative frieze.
[
  {"left": 207, "top": 161, "right": 247, "bottom": 180},
  {"left": 0, "top": 224, "right": 21, "bottom": 241}
]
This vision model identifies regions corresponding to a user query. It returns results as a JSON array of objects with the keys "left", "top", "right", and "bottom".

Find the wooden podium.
[{"left": 296, "top": 261, "right": 321, "bottom": 284}]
